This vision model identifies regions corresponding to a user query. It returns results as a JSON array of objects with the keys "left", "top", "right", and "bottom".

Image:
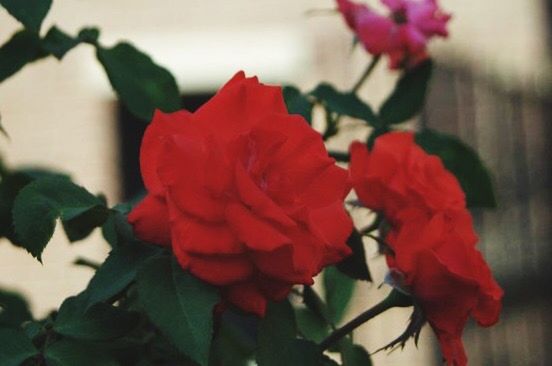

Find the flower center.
[{"left": 392, "top": 9, "right": 408, "bottom": 24}]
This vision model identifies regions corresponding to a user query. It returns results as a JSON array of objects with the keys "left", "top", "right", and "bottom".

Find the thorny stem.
[{"left": 319, "top": 289, "right": 412, "bottom": 350}]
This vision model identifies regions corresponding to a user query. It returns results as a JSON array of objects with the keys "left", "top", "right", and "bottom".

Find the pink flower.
[{"left": 336, "top": 0, "right": 451, "bottom": 69}]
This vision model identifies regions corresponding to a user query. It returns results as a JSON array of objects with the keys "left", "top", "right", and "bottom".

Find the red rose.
[
  {"left": 128, "top": 71, "right": 353, "bottom": 316},
  {"left": 386, "top": 208, "right": 503, "bottom": 366},
  {"left": 350, "top": 132, "right": 465, "bottom": 220},
  {"left": 349, "top": 132, "right": 503, "bottom": 366}
]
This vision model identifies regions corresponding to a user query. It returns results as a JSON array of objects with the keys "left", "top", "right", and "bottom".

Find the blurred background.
[{"left": 0, "top": 0, "right": 550, "bottom": 365}]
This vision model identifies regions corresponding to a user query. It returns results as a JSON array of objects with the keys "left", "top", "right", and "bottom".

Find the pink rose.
[{"left": 336, "top": 0, "right": 451, "bottom": 69}]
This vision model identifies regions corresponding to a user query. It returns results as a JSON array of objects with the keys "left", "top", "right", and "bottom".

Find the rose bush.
[
  {"left": 350, "top": 132, "right": 503, "bottom": 366},
  {"left": 336, "top": 0, "right": 451, "bottom": 69},
  {"left": 0, "top": 1, "right": 506, "bottom": 364},
  {"left": 129, "top": 71, "right": 353, "bottom": 316}
]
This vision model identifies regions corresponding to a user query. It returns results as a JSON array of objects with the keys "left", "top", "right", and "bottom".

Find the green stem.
[
  {"left": 351, "top": 55, "right": 381, "bottom": 94},
  {"left": 319, "top": 289, "right": 412, "bottom": 350},
  {"left": 322, "top": 56, "right": 381, "bottom": 141},
  {"left": 328, "top": 150, "right": 350, "bottom": 162}
]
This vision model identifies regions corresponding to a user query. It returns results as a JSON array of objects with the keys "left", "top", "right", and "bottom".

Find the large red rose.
[
  {"left": 349, "top": 132, "right": 502, "bottom": 366},
  {"left": 350, "top": 132, "right": 465, "bottom": 220},
  {"left": 128, "top": 71, "right": 353, "bottom": 316}
]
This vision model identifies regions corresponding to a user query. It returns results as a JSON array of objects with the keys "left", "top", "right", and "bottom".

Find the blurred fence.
[{"left": 423, "top": 65, "right": 552, "bottom": 366}]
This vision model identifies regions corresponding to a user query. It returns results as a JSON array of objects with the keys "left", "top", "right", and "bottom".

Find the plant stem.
[
  {"left": 322, "top": 56, "right": 381, "bottom": 141},
  {"left": 351, "top": 55, "right": 381, "bottom": 94},
  {"left": 319, "top": 289, "right": 412, "bottom": 350},
  {"left": 328, "top": 150, "right": 350, "bottom": 162}
]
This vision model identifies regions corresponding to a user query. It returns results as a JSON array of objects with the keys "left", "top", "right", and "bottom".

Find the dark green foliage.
[
  {"left": 323, "top": 266, "right": 355, "bottom": 324},
  {"left": 136, "top": 255, "right": 219, "bottom": 366},
  {"left": 77, "top": 27, "right": 100, "bottom": 45},
  {"left": 311, "top": 83, "right": 379, "bottom": 127},
  {"left": 340, "top": 340, "right": 373, "bottom": 366},
  {"left": 210, "top": 311, "right": 257, "bottom": 366},
  {"left": 44, "top": 339, "right": 118, "bottom": 366},
  {"left": 415, "top": 129, "right": 497, "bottom": 208},
  {"left": 42, "top": 26, "right": 79, "bottom": 60},
  {"left": 54, "top": 294, "right": 140, "bottom": 341},
  {"left": 97, "top": 42, "right": 181, "bottom": 120},
  {"left": 100, "top": 204, "right": 134, "bottom": 248},
  {"left": 257, "top": 300, "right": 327, "bottom": 366},
  {"left": 303, "top": 285, "right": 331, "bottom": 325},
  {"left": 295, "top": 308, "right": 329, "bottom": 343},
  {"left": 0, "top": 0, "right": 52, "bottom": 33},
  {"left": 0, "top": 30, "right": 48, "bottom": 83},
  {"left": 12, "top": 176, "right": 109, "bottom": 261},
  {"left": 283, "top": 85, "right": 314, "bottom": 123},
  {"left": 0, "top": 289, "right": 32, "bottom": 327},
  {"left": 336, "top": 229, "right": 371, "bottom": 281},
  {"left": 0, "top": 328, "right": 37, "bottom": 366},
  {"left": 0, "top": 167, "right": 68, "bottom": 245},
  {"left": 379, "top": 60, "right": 433, "bottom": 125},
  {"left": 84, "top": 241, "right": 161, "bottom": 310}
]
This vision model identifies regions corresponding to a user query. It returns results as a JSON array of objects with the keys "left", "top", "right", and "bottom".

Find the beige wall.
[{"left": 0, "top": 0, "right": 548, "bottom": 364}]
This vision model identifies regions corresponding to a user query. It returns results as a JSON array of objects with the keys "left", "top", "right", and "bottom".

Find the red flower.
[
  {"left": 349, "top": 132, "right": 503, "bottom": 366},
  {"left": 350, "top": 132, "right": 465, "bottom": 221},
  {"left": 336, "top": 0, "right": 451, "bottom": 69},
  {"left": 128, "top": 71, "right": 353, "bottom": 316}
]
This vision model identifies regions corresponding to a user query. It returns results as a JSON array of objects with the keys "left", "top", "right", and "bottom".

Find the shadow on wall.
[{"left": 422, "top": 63, "right": 552, "bottom": 366}]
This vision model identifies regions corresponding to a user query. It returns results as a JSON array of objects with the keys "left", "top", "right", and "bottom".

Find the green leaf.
[
  {"left": 84, "top": 241, "right": 161, "bottom": 309},
  {"left": 54, "top": 294, "right": 140, "bottom": 341},
  {"left": 340, "top": 340, "right": 372, "bottom": 366},
  {"left": 0, "top": 328, "right": 37, "bottom": 366},
  {"left": 101, "top": 205, "right": 134, "bottom": 248},
  {"left": 210, "top": 311, "right": 257, "bottom": 366},
  {"left": 302, "top": 286, "right": 330, "bottom": 325},
  {"left": 77, "top": 27, "right": 100, "bottom": 45},
  {"left": 61, "top": 204, "right": 110, "bottom": 242},
  {"left": 42, "top": 26, "right": 79, "bottom": 60},
  {"left": 136, "top": 255, "right": 219, "bottom": 366},
  {"left": 336, "top": 229, "right": 371, "bottom": 281},
  {"left": 12, "top": 177, "right": 108, "bottom": 261},
  {"left": 96, "top": 42, "right": 181, "bottom": 120},
  {"left": 310, "top": 83, "right": 379, "bottom": 127},
  {"left": 44, "top": 339, "right": 118, "bottom": 366},
  {"left": 379, "top": 60, "right": 433, "bottom": 125},
  {"left": 0, "top": 168, "right": 68, "bottom": 245},
  {"left": 0, "top": 30, "right": 48, "bottom": 83},
  {"left": 0, "top": 0, "right": 52, "bottom": 33},
  {"left": 257, "top": 301, "right": 324, "bottom": 366},
  {"left": 0, "top": 289, "right": 32, "bottom": 327},
  {"left": 295, "top": 308, "right": 329, "bottom": 343},
  {"left": 323, "top": 266, "right": 355, "bottom": 324},
  {"left": 283, "top": 86, "right": 314, "bottom": 124},
  {"left": 415, "top": 129, "right": 497, "bottom": 208}
]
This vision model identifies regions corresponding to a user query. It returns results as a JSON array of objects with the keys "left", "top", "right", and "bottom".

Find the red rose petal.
[
  {"left": 140, "top": 110, "right": 192, "bottom": 194},
  {"left": 308, "top": 200, "right": 353, "bottom": 263},
  {"left": 194, "top": 72, "right": 287, "bottom": 140},
  {"left": 225, "top": 282, "right": 268, "bottom": 317},
  {"left": 234, "top": 159, "right": 295, "bottom": 228},
  {"left": 170, "top": 212, "right": 244, "bottom": 255},
  {"left": 128, "top": 194, "right": 171, "bottom": 246},
  {"left": 225, "top": 202, "right": 291, "bottom": 252},
  {"left": 188, "top": 254, "right": 254, "bottom": 286}
]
